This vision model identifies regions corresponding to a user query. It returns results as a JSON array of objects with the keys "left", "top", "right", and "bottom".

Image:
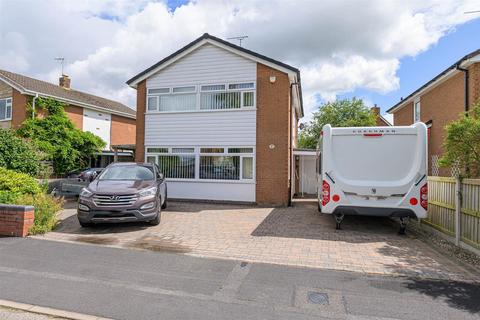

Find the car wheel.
[
  {"left": 161, "top": 194, "right": 167, "bottom": 209},
  {"left": 79, "top": 220, "right": 92, "bottom": 228},
  {"left": 149, "top": 208, "right": 161, "bottom": 226}
]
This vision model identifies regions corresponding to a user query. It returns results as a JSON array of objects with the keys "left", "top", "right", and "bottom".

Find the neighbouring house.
[
  {"left": 371, "top": 105, "right": 392, "bottom": 126},
  {"left": 387, "top": 49, "right": 480, "bottom": 176},
  {"left": 0, "top": 70, "right": 137, "bottom": 167},
  {"left": 127, "top": 33, "right": 303, "bottom": 205}
]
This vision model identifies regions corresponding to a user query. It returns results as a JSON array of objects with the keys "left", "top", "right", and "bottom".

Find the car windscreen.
[{"left": 98, "top": 166, "right": 154, "bottom": 180}]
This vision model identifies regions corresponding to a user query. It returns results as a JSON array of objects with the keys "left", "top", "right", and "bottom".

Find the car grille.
[{"left": 92, "top": 194, "right": 138, "bottom": 207}]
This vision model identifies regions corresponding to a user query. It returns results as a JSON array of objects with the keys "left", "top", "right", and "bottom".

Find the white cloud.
[{"left": 0, "top": 0, "right": 478, "bottom": 115}]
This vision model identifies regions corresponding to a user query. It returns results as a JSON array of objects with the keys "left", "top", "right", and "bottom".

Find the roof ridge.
[{"left": 0, "top": 69, "right": 135, "bottom": 116}]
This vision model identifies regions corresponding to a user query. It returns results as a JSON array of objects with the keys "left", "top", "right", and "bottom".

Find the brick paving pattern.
[{"left": 35, "top": 201, "right": 478, "bottom": 282}]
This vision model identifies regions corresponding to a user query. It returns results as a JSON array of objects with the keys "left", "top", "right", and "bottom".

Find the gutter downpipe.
[
  {"left": 32, "top": 93, "right": 39, "bottom": 119},
  {"left": 456, "top": 64, "right": 469, "bottom": 113},
  {"left": 289, "top": 81, "right": 300, "bottom": 206}
]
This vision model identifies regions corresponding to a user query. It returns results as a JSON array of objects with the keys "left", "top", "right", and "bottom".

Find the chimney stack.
[
  {"left": 371, "top": 104, "right": 380, "bottom": 115},
  {"left": 59, "top": 74, "right": 70, "bottom": 89}
]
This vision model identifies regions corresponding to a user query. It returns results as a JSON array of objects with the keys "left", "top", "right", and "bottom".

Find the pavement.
[
  {"left": 34, "top": 200, "right": 479, "bottom": 281},
  {"left": 0, "top": 237, "right": 479, "bottom": 320}
]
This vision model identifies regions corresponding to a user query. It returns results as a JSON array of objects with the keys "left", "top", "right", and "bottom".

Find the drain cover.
[{"left": 307, "top": 291, "right": 329, "bottom": 305}]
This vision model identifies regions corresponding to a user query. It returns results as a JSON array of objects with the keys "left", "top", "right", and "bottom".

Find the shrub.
[
  {"left": 0, "top": 129, "right": 40, "bottom": 176},
  {"left": 11, "top": 194, "right": 63, "bottom": 235},
  {"left": 17, "top": 97, "right": 105, "bottom": 174},
  {"left": 0, "top": 167, "right": 42, "bottom": 195},
  {"left": 0, "top": 167, "right": 63, "bottom": 235},
  {"left": 439, "top": 103, "right": 480, "bottom": 178}
]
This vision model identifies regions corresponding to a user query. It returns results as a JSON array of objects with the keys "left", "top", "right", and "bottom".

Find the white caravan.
[{"left": 316, "top": 123, "right": 428, "bottom": 233}]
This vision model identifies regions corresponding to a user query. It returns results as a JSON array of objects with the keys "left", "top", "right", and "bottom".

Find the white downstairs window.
[{"left": 146, "top": 147, "right": 254, "bottom": 181}]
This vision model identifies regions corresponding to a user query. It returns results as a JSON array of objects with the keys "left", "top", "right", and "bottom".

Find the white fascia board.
[
  {"left": 128, "top": 38, "right": 298, "bottom": 88},
  {"left": 388, "top": 68, "right": 458, "bottom": 114},
  {"left": 459, "top": 53, "right": 480, "bottom": 67}
]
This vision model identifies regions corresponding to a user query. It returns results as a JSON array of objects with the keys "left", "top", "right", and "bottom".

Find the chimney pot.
[{"left": 59, "top": 75, "right": 70, "bottom": 89}]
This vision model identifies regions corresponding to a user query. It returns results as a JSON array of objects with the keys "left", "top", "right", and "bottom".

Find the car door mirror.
[
  {"left": 159, "top": 172, "right": 164, "bottom": 180},
  {"left": 89, "top": 172, "right": 98, "bottom": 182}
]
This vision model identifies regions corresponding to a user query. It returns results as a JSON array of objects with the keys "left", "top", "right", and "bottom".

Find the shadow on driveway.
[
  {"left": 251, "top": 201, "right": 404, "bottom": 243},
  {"left": 406, "top": 278, "right": 480, "bottom": 314}
]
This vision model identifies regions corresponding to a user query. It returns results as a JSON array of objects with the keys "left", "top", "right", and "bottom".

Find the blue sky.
[
  {"left": 339, "top": 18, "right": 480, "bottom": 113},
  {"left": 164, "top": 0, "right": 480, "bottom": 116},
  {"left": 2, "top": 0, "right": 478, "bottom": 114}
]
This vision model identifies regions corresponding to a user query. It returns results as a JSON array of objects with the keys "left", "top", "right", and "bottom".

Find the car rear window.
[{"left": 98, "top": 166, "right": 154, "bottom": 180}]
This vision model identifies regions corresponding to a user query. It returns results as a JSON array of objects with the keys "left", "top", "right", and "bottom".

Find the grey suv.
[{"left": 77, "top": 162, "right": 167, "bottom": 227}]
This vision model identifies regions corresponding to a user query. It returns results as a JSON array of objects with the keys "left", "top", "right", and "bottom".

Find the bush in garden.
[
  {"left": 0, "top": 129, "right": 40, "bottom": 176},
  {"left": 0, "top": 167, "right": 42, "bottom": 195},
  {"left": 12, "top": 193, "right": 63, "bottom": 235},
  {"left": 0, "top": 167, "right": 63, "bottom": 235}
]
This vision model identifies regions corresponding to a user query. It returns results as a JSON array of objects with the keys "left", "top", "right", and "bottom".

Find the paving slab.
[{"left": 34, "top": 200, "right": 479, "bottom": 281}]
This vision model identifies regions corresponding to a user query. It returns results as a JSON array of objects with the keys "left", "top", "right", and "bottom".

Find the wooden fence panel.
[
  {"left": 461, "top": 179, "right": 480, "bottom": 248},
  {"left": 425, "top": 177, "right": 456, "bottom": 235},
  {"left": 425, "top": 177, "right": 480, "bottom": 250}
]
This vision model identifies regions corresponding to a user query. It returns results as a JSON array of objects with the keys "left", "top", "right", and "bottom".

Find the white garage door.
[{"left": 83, "top": 108, "right": 111, "bottom": 150}]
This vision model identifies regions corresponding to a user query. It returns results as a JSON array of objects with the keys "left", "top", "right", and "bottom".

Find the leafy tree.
[
  {"left": 17, "top": 97, "right": 105, "bottom": 174},
  {"left": 0, "top": 129, "right": 40, "bottom": 176},
  {"left": 439, "top": 102, "right": 480, "bottom": 178},
  {"left": 298, "top": 98, "right": 377, "bottom": 149}
]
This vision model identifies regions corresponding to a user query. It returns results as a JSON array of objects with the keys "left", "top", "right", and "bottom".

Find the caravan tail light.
[
  {"left": 322, "top": 180, "right": 330, "bottom": 206},
  {"left": 420, "top": 183, "right": 428, "bottom": 210}
]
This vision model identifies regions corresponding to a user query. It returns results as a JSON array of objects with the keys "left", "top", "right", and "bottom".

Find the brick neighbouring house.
[
  {"left": 126, "top": 33, "right": 303, "bottom": 206},
  {"left": 371, "top": 105, "right": 392, "bottom": 126},
  {"left": 0, "top": 70, "right": 137, "bottom": 166},
  {"left": 387, "top": 49, "right": 480, "bottom": 176}
]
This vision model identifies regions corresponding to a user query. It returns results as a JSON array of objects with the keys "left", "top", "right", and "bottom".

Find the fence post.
[{"left": 455, "top": 177, "right": 461, "bottom": 246}]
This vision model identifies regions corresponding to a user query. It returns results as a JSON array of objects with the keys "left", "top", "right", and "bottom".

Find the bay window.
[{"left": 146, "top": 146, "right": 254, "bottom": 181}]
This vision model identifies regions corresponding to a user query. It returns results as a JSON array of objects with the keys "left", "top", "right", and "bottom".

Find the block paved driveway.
[{"left": 35, "top": 200, "right": 478, "bottom": 282}]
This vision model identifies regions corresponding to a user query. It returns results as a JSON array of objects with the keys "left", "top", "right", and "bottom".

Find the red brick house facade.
[
  {"left": 0, "top": 70, "right": 136, "bottom": 165},
  {"left": 387, "top": 50, "right": 480, "bottom": 176}
]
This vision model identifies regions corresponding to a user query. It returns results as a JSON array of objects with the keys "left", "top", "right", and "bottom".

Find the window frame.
[
  {"left": 145, "top": 146, "right": 255, "bottom": 182},
  {"left": 146, "top": 81, "right": 256, "bottom": 113},
  {"left": 0, "top": 98, "right": 12, "bottom": 121},
  {"left": 413, "top": 97, "right": 421, "bottom": 123}
]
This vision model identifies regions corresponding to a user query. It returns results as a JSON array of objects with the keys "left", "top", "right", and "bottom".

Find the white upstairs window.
[{"left": 146, "top": 82, "right": 255, "bottom": 113}]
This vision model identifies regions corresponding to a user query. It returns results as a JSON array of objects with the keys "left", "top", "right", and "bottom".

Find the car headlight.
[
  {"left": 138, "top": 186, "right": 157, "bottom": 197},
  {"left": 79, "top": 188, "right": 93, "bottom": 198},
  {"left": 78, "top": 203, "right": 90, "bottom": 211}
]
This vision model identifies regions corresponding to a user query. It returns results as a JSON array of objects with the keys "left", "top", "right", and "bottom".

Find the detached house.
[
  {"left": 127, "top": 33, "right": 303, "bottom": 205},
  {"left": 387, "top": 49, "right": 480, "bottom": 176},
  {"left": 0, "top": 70, "right": 136, "bottom": 166}
]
